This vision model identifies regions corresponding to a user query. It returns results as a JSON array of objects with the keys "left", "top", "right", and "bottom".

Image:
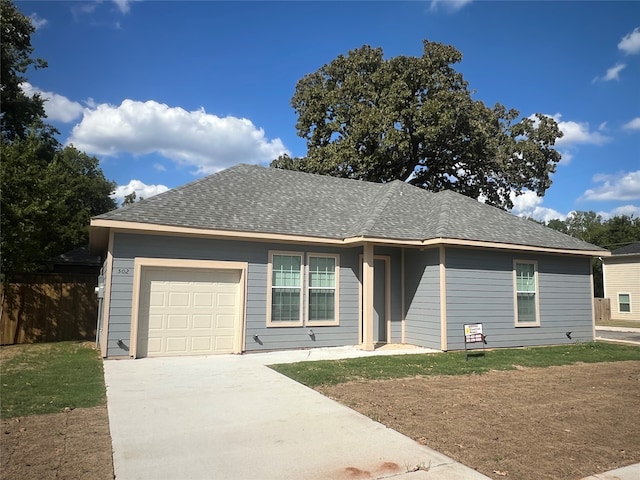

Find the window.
[
  {"left": 514, "top": 261, "right": 540, "bottom": 326},
  {"left": 307, "top": 254, "right": 339, "bottom": 325},
  {"left": 618, "top": 293, "right": 631, "bottom": 313},
  {"left": 269, "top": 253, "right": 303, "bottom": 326},
  {"left": 267, "top": 251, "right": 339, "bottom": 327}
]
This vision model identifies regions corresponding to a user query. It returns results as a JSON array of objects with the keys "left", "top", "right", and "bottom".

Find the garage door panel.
[
  {"left": 215, "top": 337, "right": 234, "bottom": 351},
  {"left": 139, "top": 268, "right": 241, "bottom": 357},
  {"left": 148, "top": 337, "right": 162, "bottom": 353},
  {"left": 168, "top": 292, "right": 190, "bottom": 307},
  {"left": 216, "top": 314, "right": 236, "bottom": 329},
  {"left": 193, "top": 292, "right": 213, "bottom": 307},
  {"left": 191, "top": 337, "right": 213, "bottom": 351},
  {"left": 167, "top": 314, "right": 188, "bottom": 329},
  {"left": 150, "top": 292, "right": 165, "bottom": 307},
  {"left": 165, "top": 337, "right": 188, "bottom": 354},
  {"left": 148, "top": 314, "right": 163, "bottom": 330},
  {"left": 193, "top": 314, "right": 213, "bottom": 329}
]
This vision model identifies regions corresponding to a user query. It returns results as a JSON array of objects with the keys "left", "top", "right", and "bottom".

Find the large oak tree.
[{"left": 272, "top": 40, "right": 563, "bottom": 210}]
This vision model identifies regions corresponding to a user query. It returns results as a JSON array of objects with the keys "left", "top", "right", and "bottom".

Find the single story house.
[
  {"left": 602, "top": 241, "right": 640, "bottom": 322},
  {"left": 90, "top": 164, "right": 608, "bottom": 358}
]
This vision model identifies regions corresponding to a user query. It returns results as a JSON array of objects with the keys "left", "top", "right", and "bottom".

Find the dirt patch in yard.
[
  {"left": 318, "top": 361, "right": 640, "bottom": 480},
  {"left": 1, "top": 406, "right": 113, "bottom": 480}
]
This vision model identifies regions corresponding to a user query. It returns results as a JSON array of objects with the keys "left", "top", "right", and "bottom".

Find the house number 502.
[{"left": 117, "top": 268, "right": 130, "bottom": 274}]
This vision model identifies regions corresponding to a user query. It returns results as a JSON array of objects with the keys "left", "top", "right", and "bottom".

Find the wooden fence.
[
  {"left": 593, "top": 297, "right": 611, "bottom": 323},
  {"left": 0, "top": 273, "right": 98, "bottom": 345}
]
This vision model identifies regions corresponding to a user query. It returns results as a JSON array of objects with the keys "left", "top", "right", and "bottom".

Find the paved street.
[{"left": 596, "top": 328, "right": 640, "bottom": 345}]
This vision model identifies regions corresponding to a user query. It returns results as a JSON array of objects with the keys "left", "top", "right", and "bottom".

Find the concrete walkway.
[{"left": 104, "top": 346, "right": 640, "bottom": 480}]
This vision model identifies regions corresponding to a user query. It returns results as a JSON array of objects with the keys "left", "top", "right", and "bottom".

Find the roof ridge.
[
  {"left": 356, "top": 182, "right": 402, "bottom": 236},
  {"left": 435, "top": 189, "right": 455, "bottom": 237}
]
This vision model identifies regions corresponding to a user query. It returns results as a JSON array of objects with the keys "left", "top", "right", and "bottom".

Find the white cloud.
[
  {"left": 67, "top": 99, "right": 289, "bottom": 174},
  {"left": 112, "top": 0, "right": 133, "bottom": 14},
  {"left": 111, "top": 179, "right": 169, "bottom": 205},
  {"left": 604, "top": 63, "right": 626, "bottom": 81},
  {"left": 623, "top": 117, "right": 640, "bottom": 131},
  {"left": 618, "top": 27, "right": 640, "bottom": 55},
  {"left": 510, "top": 190, "right": 566, "bottom": 222},
  {"left": 558, "top": 150, "right": 573, "bottom": 165},
  {"left": 153, "top": 163, "right": 167, "bottom": 172},
  {"left": 429, "top": 0, "right": 472, "bottom": 13},
  {"left": 530, "top": 113, "right": 610, "bottom": 147},
  {"left": 582, "top": 171, "right": 640, "bottom": 201},
  {"left": 550, "top": 114, "right": 611, "bottom": 146},
  {"left": 29, "top": 13, "right": 48, "bottom": 29},
  {"left": 593, "top": 63, "right": 626, "bottom": 83},
  {"left": 598, "top": 204, "right": 640, "bottom": 220},
  {"left": 20, "top": 82, "right": 84, "bottom": 123}
]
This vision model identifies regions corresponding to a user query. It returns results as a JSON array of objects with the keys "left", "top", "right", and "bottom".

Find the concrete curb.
[{"left": 580, "top": 462, "right": 640, "bottom": 480}]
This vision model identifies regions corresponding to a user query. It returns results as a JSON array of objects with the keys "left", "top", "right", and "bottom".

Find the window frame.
[
  {"left": 266, "top": 251, "right": 304, "bottom": 327},
  {"left": 306, "top": 253, "right": 340, "bottom": 327},
  {"left": 513, "top": 260, "right": 541, "bottom": 327},
  {"left": 618, "top": 293, "right": 631, "bottom": 314}
]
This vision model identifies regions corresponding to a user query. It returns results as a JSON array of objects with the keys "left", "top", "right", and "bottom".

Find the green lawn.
[
  {"left": 0, "top": 342, "right": 106, "bottom": 419},
  {"left": 270, "top": 342, "right": 640, "bottom": 387}
]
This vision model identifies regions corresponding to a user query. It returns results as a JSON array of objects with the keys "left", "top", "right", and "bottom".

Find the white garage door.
[{"left": 138, "top": 268, "right": 241, "bottom": 357}]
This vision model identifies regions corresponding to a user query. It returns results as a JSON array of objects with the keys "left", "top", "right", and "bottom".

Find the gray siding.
[
  {"left": 445, "top": 247, "right": 593, "bottom": 350},
  {"left": 404, "top": 248, "right": 441, "bottom": 349},
  {"left": 106, "top": 233, "right": 360, "bottom": 357}
]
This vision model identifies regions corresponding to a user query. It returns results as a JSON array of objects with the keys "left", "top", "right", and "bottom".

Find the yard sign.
[{"left": 463, "top": 323, "right": 486, "bottom": 360}]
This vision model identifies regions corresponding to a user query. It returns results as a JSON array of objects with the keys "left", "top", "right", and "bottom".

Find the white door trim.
[{"left": 358, "top": 254, "right": 392, "bottom": 345}]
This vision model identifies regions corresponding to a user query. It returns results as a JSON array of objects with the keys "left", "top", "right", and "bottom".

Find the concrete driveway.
[{"left": 104, "top": 348, "right": 489, "bottom": 480}]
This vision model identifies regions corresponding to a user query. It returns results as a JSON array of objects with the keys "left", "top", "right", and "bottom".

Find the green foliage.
[
  {"left": 0, "top": 1, "right": 116, "bottom": 281},
  {"left": 0, "top": 342, "right": 107, "bottom": 418},
  {"left": 270, "top": 343, "right": 640, "bottom": 387},
  {"left": 545, "top": 211, "right": 640, "bottom": 296},
  {"left": 0, "top": 0, "right": 48, "bottom": 140},
  {"left": 273, "top": 40, "right": 563, "bottom": 210}
]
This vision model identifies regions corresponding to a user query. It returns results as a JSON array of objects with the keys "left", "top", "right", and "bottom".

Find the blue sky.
[{"left": 17, "top": 0, "right": 640, "bottom": 221}]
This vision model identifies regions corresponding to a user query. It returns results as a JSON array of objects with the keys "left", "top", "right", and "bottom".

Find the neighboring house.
[
  {"left": 45, "top": 246, "right": 102, "bottom": 274},
  {"left": 89, "top": 164, "right": 608, "bottom": 358},
  {"left": 602, "top": 241, "right": 640, "bottom": 322}
]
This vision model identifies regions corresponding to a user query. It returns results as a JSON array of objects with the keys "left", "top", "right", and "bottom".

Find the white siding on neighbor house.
[{"left": 603, "top": 257, "right": 640, "bottom": 322}]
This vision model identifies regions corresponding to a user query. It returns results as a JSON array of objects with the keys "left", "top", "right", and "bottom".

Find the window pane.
[
  {"left": 619, "top": 294, "right": 631, "bottom": 313},
  {"left": 516, "top": 263, "right": 535, "bottom": 292},
  {"left": 271, "top": 288, "right": 300, "bottom": 322},
  {"left": 309, "top": 257, "right": 335, "bottom": 288},
  {"left": 272, "top": 255, "right": 301, "bottom": 287},
  {"left": 517, "top": 293, "right": 536, "bottom": 323},
  {"left": 309, "top": 289, "right": 335, "bottom": 321}
]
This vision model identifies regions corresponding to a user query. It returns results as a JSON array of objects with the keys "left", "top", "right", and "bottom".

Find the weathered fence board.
[
  {"left": 593, "top": 297, "right": 611, "bottom": 323},
  {"left": 0, "top": 274, "right": 98, "bottom": 345}
]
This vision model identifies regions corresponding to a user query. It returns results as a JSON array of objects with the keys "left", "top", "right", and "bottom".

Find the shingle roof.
[
  {"left": 612, "top": 241, "right": 640, "bottom": 255},
  {"left": 95, "top": 164, "right": 605, "bottom": 252}
]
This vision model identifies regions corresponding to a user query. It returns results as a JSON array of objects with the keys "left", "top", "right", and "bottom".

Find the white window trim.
[
  {"left": 306, "top": 253, "right": 340, "bottom": 327},
  {"left": 266, "top": 251, "right": 304, "bottom": 327},
  {"left": 513, "top": 260, "right": 541, "bottom": 327},
  {"left": 617, "top": 292, "right": 632, "bottom": 314}
]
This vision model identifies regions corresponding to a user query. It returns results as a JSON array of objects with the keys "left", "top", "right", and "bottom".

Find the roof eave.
[{"left": 90, "top": 219, "right": 608, "bottom": 257}]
